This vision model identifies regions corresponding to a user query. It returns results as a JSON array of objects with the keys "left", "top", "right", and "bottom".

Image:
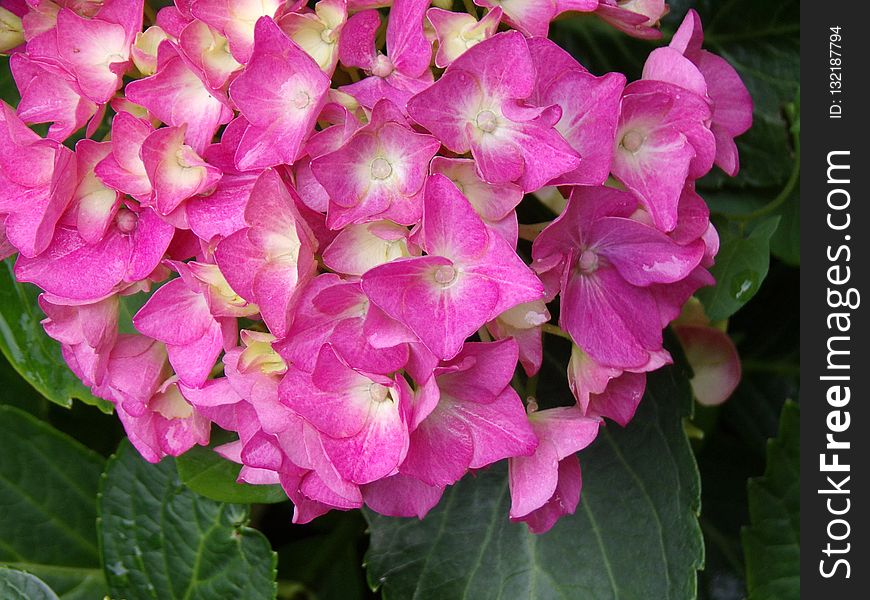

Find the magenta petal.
[
  {"left": 512, "top": 455, "right": 582, "bottom": 534},
  {"left": 675, "top": 325, "right": 741, "bottom": 407},
  {"left": 229, "top": 17, "right": 330, "bottom": 169},
  {"left": 363, "top": 474, "right": 444, "bottom": 518}
]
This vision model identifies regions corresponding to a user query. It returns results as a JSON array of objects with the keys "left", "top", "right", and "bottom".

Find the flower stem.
[
  {"left": 541, "top": 323, "right": 572, "bottom": 341},
  {"left": 462, "top": 0, "right": 479, "bottom": 18},
  {"left": 518, "top": 222, "right": 552, "bottom": 242}
]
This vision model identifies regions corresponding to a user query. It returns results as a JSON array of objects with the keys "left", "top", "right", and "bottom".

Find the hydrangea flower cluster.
[{"left": 0, "top": 0, "right": 751, "bottom": 533}]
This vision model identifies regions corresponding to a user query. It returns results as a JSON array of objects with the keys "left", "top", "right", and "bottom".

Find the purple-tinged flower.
[
  {"left": 656, "top": 9, "right": 754, "bottom": 176},
  {"left": 362, "top": 173, "right": 544, "bottom": 360},
  {"left": 407, "top": 31, "right": 580, "bottom": 193},
  {"left": 532, "top": 185, "right": 704, "bottom": 369},
  {"left": 70, "top": 139, "right": 119, "bottom": 244},
  {"left": 567, "top": 343, "right": 669, "bottom": 426}
]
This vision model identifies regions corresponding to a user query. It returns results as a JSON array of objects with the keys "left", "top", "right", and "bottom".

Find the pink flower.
[
  {"left": 311, "top": 99, "right": 440, "bottom": 229},
  {"left": 140, "top": 124, "right": 223, "bottom": 217},
  {"left": 655, "top": 9, "right": 754, "bottom": 176},
  {"left": 407, "top": 31, "right": 580, "bottom": 193},
  {"left": 39, "top": 293, "right": 119, "bottom": 388},
  {"left": 177, "top": 19, "right": 242, "bottom": 90},
  {"left": 362, "top": 173, "right": 544, "bottom": 360},
  {"left": 126, "top": 42, "right": 233, "bottom": 153},
  {"left": 473, "top": 0, "right": 596, "bottom": 37},
  {"left": 10, "top": 53, "right": 98, "bottom": 141},
  {"left": 94, "top": 334, "right": 210, "bottom": 463},
  {"left": 228, "top": 16, "right": 330, "bottom": 170},
  {"left": 595, "top": 0, "right": 667, "bottom": 39},
  {"left": 215, "top": 168, "right": 318, "bottom": 337},
  {"left": 400, "top": 339, "right": 538, "bottom": 486},
  {"left": 532, "top": 185, "right": 704, "bottom": 369},
  {"left": 277, "top": 273, "right": 413, "bottom": 374},
  {"left": 0, "top": 102, "right": 75, "bottom": 257},
  {"left": 278, "top": 0, "right": 347, "bottom": 75},
  {"left": 191, "top": 0, "right": 288, "bottom": 64},
  {"left": 93, "top": 110, "right": 154, "bottom": 200},
  {"left": 426, "top": 6, "right": 502, "bottom": 68},
  {"left": 509, "top": 406, "right": 600, "bottom": 533},
  {"left": 486, "top": 300, "right": 550, "bottom": 376},
  {"left": 528, "top": 37, "right": 625, "bottom": 187},
  {"left": 133, "top": 260, "right": 253, "bottom": 386},
  {"left": 321, "top": 219, "right": 412, "bottom": 277},
  {"left": 612, "top": 80, "right": 714, "bottom": 231},
  {"left": 338, "top": 0, "right": 432, "bottom": 110},
  {"left": 14, "top": 205, "right": 175, "bottom": 302},
  {"left": 280, "top": 344, "right": 410, "bottom": 485}
]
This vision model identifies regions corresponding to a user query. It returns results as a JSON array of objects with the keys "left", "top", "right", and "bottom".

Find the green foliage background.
[{"left": 0, "top": 1, "right": 799, "bottom": 598}]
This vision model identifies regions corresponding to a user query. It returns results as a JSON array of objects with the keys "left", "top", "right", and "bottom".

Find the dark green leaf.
[
  {"left": 695, "top": 0, "right": 800, "bottom": 190},
  {"left": 0, "top": 406, "right": 108, "bottom": 598},
  {"left": 769, "top": 183, "right": 799, "bottom": 266},
  {"left": 0, "top": 567, "right": 60, "bottom": 600},
  {"left": 741, "top": 401, "right": 799, "bottom": 600},
  {"left": 697, "top": 217, "right": 780, "bottom": 321},
  {"left": 176, "top": 445, "right": 287, "bottom": 504},
  {"left": 364, "top": 366, "right": 703, "bottom": 600},
  {"left": 98, "top": 441, "right": 278, "bottom": 600},
  {"left": 0, "top": 259, "right": 112, "bottom": 412}
]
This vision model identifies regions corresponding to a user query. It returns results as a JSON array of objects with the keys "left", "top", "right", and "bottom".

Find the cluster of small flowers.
[{"left": 0, "top": 0, "right": 751, "bottom": 533}]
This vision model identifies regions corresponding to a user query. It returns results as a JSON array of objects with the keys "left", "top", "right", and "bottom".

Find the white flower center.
[
  {"left": 476, "top": 110, "right": 498, "bottom": 133},
  {"left": 369, "top": 383, "right": 390, "bottom": 403},
  {"left": 621, "top": 130, "right": 645, "bottom": 153},
  {"left": 370, "top": 157, "right": 393, "bottom": 180},
  {"left": 433, "top": 265, "right": 458, "bottom": 286},
  {"left": 293, "top": 90, "right": 311, "bottom": 110}
]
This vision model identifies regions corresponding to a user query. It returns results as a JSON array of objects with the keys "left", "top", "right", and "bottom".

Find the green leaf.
[
  {"left": 0, "top": 405, "right": 108, "bottom": 598},
  {"left": 742, "top": 401, "right": 799, "bottom": 600},
  {"left": 176, "top": 445, "right": 287, "bottom": 504},
  {"left": 0, "top": 567, "right": 60, "bottom": 600},
  {"left": 98, "top": 441, "right": 278, "bottom": 600},
  {"left": 364, "top": 366, "right": 703, "bottom": 599},
  {"left": 695, "top": 0, "right": 800, "bottom": 190},
  {"left": 697, "top": 217, "right": 780, "bottom": 321},
  {"left": 0, "top": 259, "right": 112, "bottom": 412}
]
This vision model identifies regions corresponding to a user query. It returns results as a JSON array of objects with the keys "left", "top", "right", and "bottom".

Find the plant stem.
[
  {"left": 541, "top": 323, "right": 572, "bottom": 341},
  {"left": 462, "top": 0, "right": 479, "bottom": 18},
  {"left": 518, "top": 222, "right": 552, "bottom": 242}
]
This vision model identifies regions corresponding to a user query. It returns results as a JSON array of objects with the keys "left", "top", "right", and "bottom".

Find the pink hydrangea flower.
[
  {"left": 532, "top": 185, "right": 704, "bottom": 369},
  {"left": 362, "top": 173, "right": 544, "bottom": 360},
  {"left": 0, "top": 0, "right": 750, "bottom": 532},
  {"left": 311, "top": 99, "right": 440, "bottom": 229},
  {"left": 407, "top": 31, "right": 581, "bottom": 193}
]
